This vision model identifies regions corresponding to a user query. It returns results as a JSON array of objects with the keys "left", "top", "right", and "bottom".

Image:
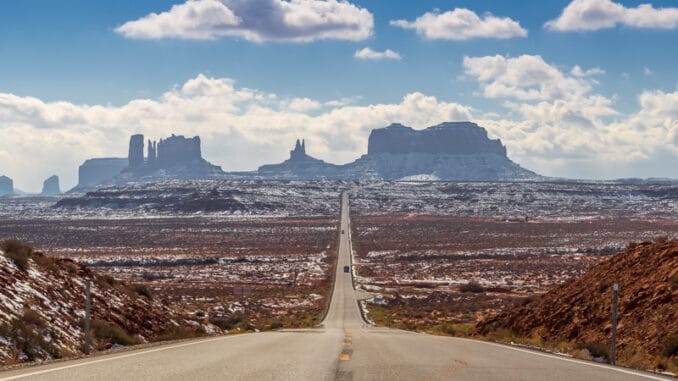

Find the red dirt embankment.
[{"left": 478, "top": 239, "right": 678, "bottom": 368}]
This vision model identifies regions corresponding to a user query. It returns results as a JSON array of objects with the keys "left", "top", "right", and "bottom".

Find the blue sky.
[{"left": 1, "top": 0, "right": 677, "bottom": 191}]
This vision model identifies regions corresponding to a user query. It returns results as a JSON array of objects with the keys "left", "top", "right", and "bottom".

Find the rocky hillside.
[
  {"left": 0, "top": 240, "right": 218, "bottom": 366},
  {"left": 477, "top": 239, "right": 678, "bottom": 370}
]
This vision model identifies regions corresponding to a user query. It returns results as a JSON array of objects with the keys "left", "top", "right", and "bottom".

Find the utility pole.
[
  {"left": 610, "top": 283, "right": 619, "bottom": 365},
  {"left": 84, "top": 280, "right": 91, "bottom": 355}
]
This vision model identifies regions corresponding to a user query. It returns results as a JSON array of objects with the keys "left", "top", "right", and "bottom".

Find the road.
[{"left": 0, "top": 192, "right": 672, "bottom": 380}]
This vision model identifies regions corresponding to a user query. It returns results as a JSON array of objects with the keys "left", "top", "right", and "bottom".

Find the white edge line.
[
  {"left": 453, "top": 337, "right": 672, "bottom": 381},
  {"left": 0, "top": 335, "right": 236, "bottom": 380}
]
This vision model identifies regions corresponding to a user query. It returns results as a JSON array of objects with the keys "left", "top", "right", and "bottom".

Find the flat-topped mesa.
[
  {"left": 368, "top": 122, "right": 507, "bottom": 157},
  {"left": 41, "top": 175, "right": 61, "bottom": 195},
  {"left": 78, "top": 158, "right": 128, "bottom": 188}
]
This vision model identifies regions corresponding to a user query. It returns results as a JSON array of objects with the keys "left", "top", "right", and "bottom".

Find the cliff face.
[
  {"left": 368, "top": 122, "right": 507, "bottom": 156},
  {"left": 0, "top": 176, "right": 12, "bottom": 196},
  {"left": 77, "top": 158, "right": 128, "bottom": 189},
  {"left": 41, "top": 175, "right": 61, "bottom": 195},
  {"left": 347, "top": 122, "right": 539, "bottom": 181}
]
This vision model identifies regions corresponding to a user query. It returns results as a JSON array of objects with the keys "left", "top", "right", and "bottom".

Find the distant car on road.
[
  {"left": 341, "top": 229, "right": 345, "bottom": 234},
  {"left": 343, "top": 265, "right": 350, "bottom": 273}
]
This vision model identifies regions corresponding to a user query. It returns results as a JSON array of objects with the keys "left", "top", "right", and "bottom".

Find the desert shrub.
[
  {"left": 626, "top": 241, "right": 638, "bottom": 250},
  {"left": 437, "top": 323, "right": 456, "bottom": 336},
  {"left": 158, "top": 325, "right": 201, "bottom": 341},
  {"left": 459, "top": 281, "right": 485, "bottom": 293},
  {"left": 269, "top": 321, "right": 284, "bottom": 330},
  {"left": 210, "top": 315, "right": 246, "bottom": 331},
  {"left": 1, "top": 240, "right": 33, "bottom": 271},
  {"left": 670, "top": 273, "right": 678, "bottom": 291},
  {"left": 598, "top": 280, "right": 610, "bottom": 293},
  {"left": 10, "top": 316, "right": 60, "bottom": 360},
  {"left": 31, "top": 252, "right": 59, "bottom": 273},
  {"left": 520, "top": 295, "right": 538, "bottom": 306},
  {"left": 577, "top": 341, "right": 609, "bottom": 361},
  {"left": 491, "top": 328, "right": 517, "bottom": 343},
  {"left": 95, "top": 274, "right": 118, "bottom": 288},
  {"left": 131, "top": 284, "right": 153, "bottom": 300},
  {"left": 660, "top": 335, "right": 678, "bottom": 358},
  {"left": 63, "top": 260, "right": 79, "bottom": 274},
  {"left": 22, "top": 309, "right": 46, "bottom": 329},
  {"left": 654, "top": 235, "right": 669, "bottom": 244},
  {"left": 90, "top": 319, "right": 140, "bottom": 347}
]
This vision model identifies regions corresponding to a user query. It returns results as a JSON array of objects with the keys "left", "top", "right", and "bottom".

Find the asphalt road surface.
[{"left": 0, "top": 193, "right": 672, "bottom": 380}]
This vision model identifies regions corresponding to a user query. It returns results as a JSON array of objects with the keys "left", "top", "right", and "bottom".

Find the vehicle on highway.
[{"left": 343, "top": 265, "right": 350, "bottom": 273}]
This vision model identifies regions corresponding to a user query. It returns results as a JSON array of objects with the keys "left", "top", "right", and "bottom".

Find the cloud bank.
[
  {"left": 0, "top": 75, "right": 473, "bottom": 191},
  {"left": 463, "top": 54, "right": 677, "bottom": 179},
  {"left": 115, "top": 0, "right": 374, "bottom": 42}
]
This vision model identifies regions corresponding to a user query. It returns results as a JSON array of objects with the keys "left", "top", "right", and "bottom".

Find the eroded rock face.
[
  {"left": 128, "top": 134, "right": 145, "bottom": 169},
  {"left": 0, "top": 175, "right": 14, "bottom": 195},
  {"left": 41, "top": 175, "right": 61, "bottom": 195},
  {"left": 368, "top": 122, "right": 507, "bottom": 156},
  {"left": 348, "top": 122, "right": 539, "bottom": 181},
  {"left": 256, "top": 123, "right": 541, "bottom": 181},
  {"left": 78, "top": 158, "right": 128, "bottom": 188},
  {"left": 257, "top": 139, "right": 341, "bottom": 179}
]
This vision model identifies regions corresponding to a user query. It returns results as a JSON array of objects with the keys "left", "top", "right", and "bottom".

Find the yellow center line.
[{"left": 339, "top": 354, "right": 350, "bottom": 361}]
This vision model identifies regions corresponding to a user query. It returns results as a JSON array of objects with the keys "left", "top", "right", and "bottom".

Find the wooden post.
[
  {"left": 610, "top": 283, "right": 618, "bottom": 365},
  {"left": 84, "top": 280, "right": 91, "bottom": 355}
]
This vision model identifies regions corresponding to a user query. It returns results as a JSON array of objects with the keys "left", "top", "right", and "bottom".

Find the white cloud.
[
  {"left": 463, "top": 54, "right": 598, "bottom": 101},
  {"left": 354, "top": 47, "right": 401, "bottom": 61},
  {"left": 545, "top": 0, "right": 678, "bottom": 31},
  {"left": 0, "top": 75, "right": 472, "bottom": 191},
  {"left": 466, "top": 54, "right": 677, "bottom": 179},
  {"left": 116, "top": 0, "right": 374, "bottom": 42},
  {"left": 390, "top": 8, "right": 527, "bottom": 40},
  {"left": 1, "top": 69, "right": 676, "bottom": 191},
  {"left": 284, "top": 97, "right": 322, "bottom": 112},
  {"left": 643, "top": 66, "right": 653, "bottom": 76},
  {"left": 570, "top": 65, "right": 605, "bottom": 77}
]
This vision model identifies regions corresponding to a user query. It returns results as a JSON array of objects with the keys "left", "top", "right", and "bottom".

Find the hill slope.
[
  {"left": 477, "top": 239, "right": 678, "bottom": 370},
  {"left": 0, "top": 241, "right": 217, "bottom": 366}
]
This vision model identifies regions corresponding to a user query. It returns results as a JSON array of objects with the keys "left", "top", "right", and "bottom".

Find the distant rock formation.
[
  {"left": 77, "top": 158, "right": 128, "bottom": 189},
  {"left": 156, "top": 135, "right": 202, "bottom": 168},
  {"left": 117, "top": 133, "right": 222, "bottom": 182},
  {"left": 343, "top": 122, "right": 540, "bottom": 181},
  {"left": 367, "top": 122, "right": 507, "bottom": 156},
  {"left": 257, "top": 139, "right": 341, "bottom": 179},
  {"left": 41, "top": 175, "right": 61, "bottom": 195},
  {"left": 254, "top": 122, "right": 540, "bottom": 181},
  {"left": 72, "top": 134, "right": 223, "bottom": 191},
  {"left": 0, "top": 175, "right": 13, "bottom": 196},
  {"left": 128, "top": 134, "right": 145, "bottom": 169}
]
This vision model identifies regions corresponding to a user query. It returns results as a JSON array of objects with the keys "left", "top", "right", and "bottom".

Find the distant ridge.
[
  {"left": 253, "top": 122, "right": 541, "bottom": 181},
  {"left": 70, "top": 122, "right": 542, "bottom": 190}
]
